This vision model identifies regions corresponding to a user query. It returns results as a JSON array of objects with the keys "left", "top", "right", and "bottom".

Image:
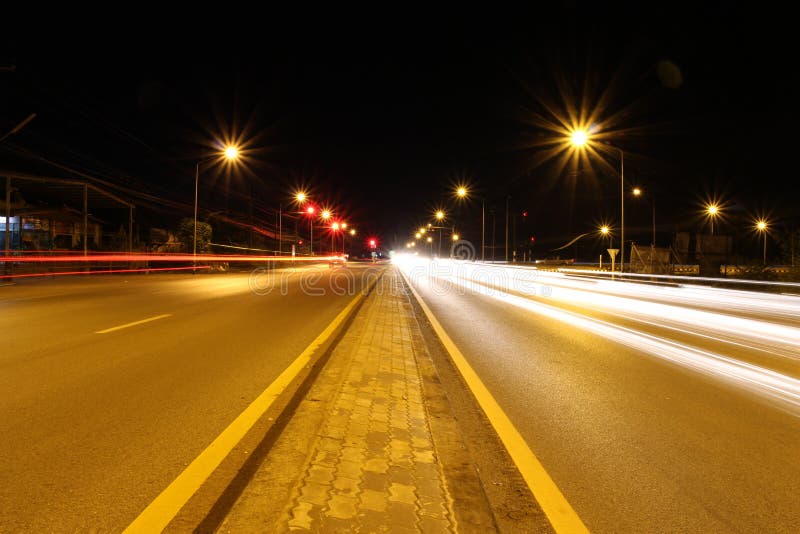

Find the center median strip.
[
  {"left": 399, "top": 269, "right": 590, "bottom": 534},
  {"left": 122, "top": 275, "right": 381, "bottom": 534}
]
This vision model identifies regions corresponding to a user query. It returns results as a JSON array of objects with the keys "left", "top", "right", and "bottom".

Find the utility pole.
[
  {"left": 1, "top": 114, "right": 36, "bottom": 281},
  {"left": 491, "top": 209, "right": 496, "bottom": 262},
  {"left": 505, "top": 195, "right": 510, "bottom": 262}
]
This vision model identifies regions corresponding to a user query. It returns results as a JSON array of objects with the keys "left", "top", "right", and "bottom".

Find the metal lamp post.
[
  {"left": 194, "top": 145, "right": 240, "bottom": 259},
  {"left": 756, "top": 220, "right": 768, "bottom": 265},
  {"left": 455, "top": 186, "right": 485, "bottom": 261},
  {"left": 570, "top": 131, "right": 626, "bottom": 272}
]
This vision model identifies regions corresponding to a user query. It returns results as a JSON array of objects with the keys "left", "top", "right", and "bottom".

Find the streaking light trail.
[
  {"left": 394, "top": 255, "right": 800, "bottom": 414},
  {"left": 0, "top": 253, "right": 345, "bottom": 263}
]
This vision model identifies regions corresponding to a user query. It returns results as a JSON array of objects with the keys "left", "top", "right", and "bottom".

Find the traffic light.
[
  {"left": 529, "top": 235, "right": 535, "bottom": 243},
  {"left": 369, "top": 239, "right": 377, "bottom": 248},
  {"left": 522, "top": 210, "right": 528, "bottom": 218}
]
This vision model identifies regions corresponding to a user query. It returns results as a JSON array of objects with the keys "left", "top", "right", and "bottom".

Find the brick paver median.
[{"left": 221, "top": 269, "right": 458, "bottom": 533}]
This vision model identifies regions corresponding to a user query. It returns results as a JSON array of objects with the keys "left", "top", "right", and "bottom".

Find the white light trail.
[{"left": 393, "top": 255, "right": 800, "bottom": 414}]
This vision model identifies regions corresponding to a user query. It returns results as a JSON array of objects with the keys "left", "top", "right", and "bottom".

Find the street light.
[
  {"left": 345, "top": 227, "right": 355, "bottom": 255},
  {"left": 279, "top": 190, "right": 310, "bottom": 256},
  {"left": 224, "top": 146, "right": 239, "bottom": 160},
  {"left": 434, "top": 210, "right": 446, "bottom": 256},
  {"left": 571, "top": 130, "right": 588, "bottom": 147},
  {"left": 756, "top": 219, "right": 768, "bottom": 265},
  {"left": 194, "top": 144, "right": 240, "bottom": 259},
  {"left": 452, "top": 233, "right": 460, "bottom": 241},
  {"left": 633, "top": 186, "right": 657, "bottom": 272},
  {"left": 599, "top": 225, "right": 614, "bottom": 270},
  {"left": 320, "top": 210, "right": 332, "bottom": 253},
  {"left": 331, "top": 221, "right": 340, "bottom": 253},
  {"left": 454, "top": 185, "right": 486, "bottom": 262},
  {"left": 706, "top": 203, "right": 720, "bottom": 235},
  {"left": 570, "top": 129, "right": 625, "bottom": 272},
  {"left": 305, "top": 205, "right": 316, "bottom": 254}
]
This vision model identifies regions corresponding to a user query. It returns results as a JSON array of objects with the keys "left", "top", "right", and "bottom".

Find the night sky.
[{"left": 2, "top": 7, "right": 796, "bottom": 255}]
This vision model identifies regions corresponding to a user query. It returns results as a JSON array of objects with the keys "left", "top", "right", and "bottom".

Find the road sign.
[{"left": 607, "top": 248, "right": 619, "bottom": 275}]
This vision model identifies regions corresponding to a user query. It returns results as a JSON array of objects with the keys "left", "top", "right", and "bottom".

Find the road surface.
[
  {"left": 0, "top": 265, "right": 380, "bottom": 533},
  {"left": 397, "top": 257, "right": 800, "bottom": 533}
]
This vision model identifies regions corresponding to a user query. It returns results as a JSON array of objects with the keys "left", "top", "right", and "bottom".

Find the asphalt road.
[
  {"left": 398, "top": 258, "right": 800, "bottom": 533},
  {"left": 0, "top": 265, "right": 381, "bottom": 533}
]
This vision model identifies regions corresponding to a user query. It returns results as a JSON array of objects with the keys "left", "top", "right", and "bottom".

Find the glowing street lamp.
[
  {"left": 415, "top": 232, "right": 422, "bottom": 239},
  {"left": 349, "top": 228, "right": 356, "bottom": 236},
  {"left": 419, "top": 227, "right": 426, "bottom": 234},
  {"left": 455, "top": 185, "right": 486, "bottom": 261},
  {"left": 303, "top": 205, "right": 317, "bottom": 254},
  {"left": 435, "top": 210, "right": 445, "bottom": 221},
  {"left": 330, "top": 221, "right": 341, "bottom": 253},
  {"left": 599, "top": 225, "right": 614, "bottom": 249},
  {"left": 452, "top": 233, "right": 460, "bottom": 241},
  {"left": 571, "top": 129, "right": 588, "bottom": 147},
  {"left": 194, "top": 144, "right": 240, "bottom": 259},
  {"left": 224, "top": 145, "right": 239, "bottom": 160},
  {"left": 706, "top": 203, "right": 720, "bottom": 235},
  {"left": 632, "top": 186, "right": 657, "bottom": 255},
  {"left": 756, "top": 219, "right": 769, "bottom": 265},
  {"left": 570, "top": 129, "right": 625, "bottom": 272},
  {"left": 321, "top": 210, "right": 331, "bottom": 220}
]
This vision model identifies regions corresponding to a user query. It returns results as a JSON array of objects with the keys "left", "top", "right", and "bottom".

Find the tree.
[{"left": 178, "top": 217, "right": 212, "bottom": 253}]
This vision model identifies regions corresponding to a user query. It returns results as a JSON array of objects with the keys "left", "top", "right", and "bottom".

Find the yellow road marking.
[
  {"left": 95, "top": 314, "right": 172, "bottom": 334},
  {"left": 123, "top": 287, "right": 371, "bottom": 534},
  {"left": 401, "top": 271, "right": 589, "bottom": 534}
]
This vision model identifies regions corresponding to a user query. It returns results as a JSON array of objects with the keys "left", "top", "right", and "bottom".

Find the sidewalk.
[{"left": 219, "top": 269, "right": 459, "bottom": 533}]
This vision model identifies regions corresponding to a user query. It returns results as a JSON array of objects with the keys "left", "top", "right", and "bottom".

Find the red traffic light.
[
  {"left": 522, "top": 210, "right": 528, "bottom": 218},
  {"left": 529, "top": 235, "right": 535, "bottom": 242},
  {"left": 306, "top": 206, "right": 315, "bottom": 214},
  {"left": 298, "top": 240, "right": 304, "bottom": 245},
  {"left": 369, "top": 239, "right": 377, "bottom": 248}
]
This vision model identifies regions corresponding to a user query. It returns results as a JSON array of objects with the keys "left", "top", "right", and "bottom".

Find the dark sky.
[{"left": 2, "top": 7, "right": 796, "bottom": 253}]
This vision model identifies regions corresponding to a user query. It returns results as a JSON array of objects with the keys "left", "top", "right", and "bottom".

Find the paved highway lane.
[
  {"left": 397, "top": 258, "right": 800, "bottom": 533},
  {"left": 0, "top": 265, "right": 382, "bottom": 533}
]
